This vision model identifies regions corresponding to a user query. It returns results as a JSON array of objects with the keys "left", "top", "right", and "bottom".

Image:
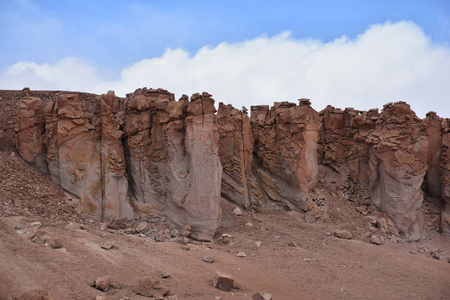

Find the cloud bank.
[{"left": 1, "top": 21, "right": 449, "bottom": 118}]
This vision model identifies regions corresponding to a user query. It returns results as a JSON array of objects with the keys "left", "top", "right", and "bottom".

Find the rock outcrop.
[
  {"left": 367, "top": 102, "right": 428, "bottom": 241},
  {"left": 217, "top": 103, "right": 262, "bottom": 210},
  {"left": 14, "top": 87, "right": 450, "bottom": 242},
  {"left": 441, "top": 118, "right": 450, "bottom": 235},
  {"left": 250, "top": 99, "right": 320, "bottom": 212},
  {"left": 124, "top": 89, "right": 222, "bottom": 240},
  {"left": 15, "top": 90, "right": 47, "bottom": 174}
]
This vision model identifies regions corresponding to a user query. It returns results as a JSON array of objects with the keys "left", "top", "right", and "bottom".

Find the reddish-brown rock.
[
  {"left": 250, "top": 99, "right": 320, "bottom": 211},
  {"left": 441, "top": 118, "right": 450, "bottom": 235},
  {"left": 422, "top": 112, "right": 442, "bottom": 197},
  {"left": 124, "top": 89, "right": 222, "bottom": 240},
  {"left": 15, "top": 92, "right": 47, "bottom": 174},
  {"left": 217, "top": 103, "right": 262, "bottom": 210},
  {"left": 367, "top": 102, "right": 427, "bottom": 241}
]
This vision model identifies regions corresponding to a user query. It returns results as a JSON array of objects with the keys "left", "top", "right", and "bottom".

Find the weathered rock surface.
[
  {"left": 441, "top": 118, "right": 450, "bottom": 235},
  {"left": 217, "top": 103, "right": 262, "bottom": 210},
  {"left": 250, "top": 99, "right": 320, "bottom": 211},
  {"left": 15, "top": 90, "right": 47, "bottom": 174},
  {"left": 14, "top": 88, "right": 450, "bottom": 242},
  {"left": 124, "top": 89, "right": 222, "bottom": 240}
]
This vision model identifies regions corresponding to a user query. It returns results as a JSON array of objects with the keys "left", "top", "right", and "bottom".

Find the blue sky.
[{"left": 1, "top": 0, "right": 449, "bottom": 117}]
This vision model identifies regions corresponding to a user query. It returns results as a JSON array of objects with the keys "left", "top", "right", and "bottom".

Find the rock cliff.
[{"left": 14, "top": 88, "right": 450, "bottom": 241}]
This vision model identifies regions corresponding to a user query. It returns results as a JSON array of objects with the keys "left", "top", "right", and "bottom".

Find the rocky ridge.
[{"left": 9, "top": 88, "right": 450, "bottom": 242}]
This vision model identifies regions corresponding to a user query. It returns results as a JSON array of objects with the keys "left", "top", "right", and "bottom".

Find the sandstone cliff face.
[
  {"left": 367, "top": 102, "right": 428, "bottom": 241},
  {"left": 441, "top": 119, "right": 450, "bottom": 235},
  {"left": 250, "top": 99, "right": 320, "bottom": 212},
  {"left": 124, "top": 89, "right": 222, "bottom": 240},
  {"left": 14, "top": 88, "right": 450, "bottom": 242},
  {"left": 15, "top": 93, "right": 47, "bottom": 174},
  {"left": 217, "top": 103, "right": 262, "bottom": 210}
]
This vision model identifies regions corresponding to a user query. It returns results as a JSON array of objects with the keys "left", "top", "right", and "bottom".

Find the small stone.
[
  {"left": 180, "top": 245, "right": 190, "bottom": 251},
  {"left": 303, "top": 257, "right": 317, "bottom": 263},
  {"left": 135, "top": 221, "right": 149, "bottom": 233},
  {"left": 30, "top": 230, "right": 47, "bottom": 244},
  {"left": 30, "top": 222, "right": 42, "bottom": 229},
  {"left": 370, "top": 235, "right": 383, "bottom": 245},
  {"left": 100, "top": 242, "right": 114, "bottom": 250},
  {"left": 95, "top": 295, "right": 107, "bottom": 300},
  {"left": 253, "top": 292, "right": 273, "bottom": 300},
  {"left": 255, "top": 241, "right": 262, "bottom": 247},
  {"left": 133, "top": 276, "right": 170, "bottom": 298},
  {"left": 47, "top": 237, "right": 63, "bottom": 249},
  {"left": 106, "top": 218, "right": 127, "bottom": 230},
  {"left": 64, "top": 222, "right": 85, "bottom": 231},
  {"left": 236, "top": 251, "right": 246, "bottom": 257},
  {"left": 356, "top": 205, "right": 367, "bottom": 213},
  {"left": 10, "top": 152, "right": 15, "bottom": 157},
  {"left": 160, "top": 272, "right": 170, "bottom": 279},
  {"left": 181, "top": 225, "right": 192, "bottom": 237},
  {"left": 215, "top": 297, "right": 222, "bottom": 300},
  {"left": 213, "top": 271, "right": 234, "bottom": 291},
  {"left": 334, "top": 229, "right": 352, "bottom": 239},
  {"left": 203, "top": 256, "right": 214, "bottom": 263},
  {"left": 14, "top": 225, "right": 24, "bottom": 230},
  {"left": 376, "top": 217, "right": 389, "bottom": 233},
  {"left": 95, "top": 275, "right": 112, "bottom": 292},
  {"left": 288, "top": 241, "right": 298, "bottom": 247},
  {"left": 233, "top": 207, "right": 243, "bottom": 216},
  {"left": 245, "top": 222, "right": 253, "bottom": 227}
]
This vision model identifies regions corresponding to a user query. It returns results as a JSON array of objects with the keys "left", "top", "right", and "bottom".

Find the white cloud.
[{"left": 1, "top": 21, "right": 449, "bottom": 118}]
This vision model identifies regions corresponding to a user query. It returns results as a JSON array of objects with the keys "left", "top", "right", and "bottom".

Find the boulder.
[
  {"left": 133, "top": 276, "right": 169, "bottom": 298},
  {"left": 213, "top": 271, "right": 234, "bottom": 291}
]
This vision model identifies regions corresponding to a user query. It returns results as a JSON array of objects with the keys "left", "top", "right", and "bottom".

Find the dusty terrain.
[{"left": 0, "top": 90, "right": 450, "bottom": 300}]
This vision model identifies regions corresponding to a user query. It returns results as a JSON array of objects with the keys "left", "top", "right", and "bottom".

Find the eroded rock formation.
[
  {"left": 250, "top": 99, "right": 320, "bottom": 212},
  {"left": 441, "top": 119, "right": 450, "bottom": 235},
  {"left": 124, "top": 89, "right": 222, "bottom": 240},
  {"left": 217, "top": 103, "right": 262, "bottom": 210},
  {"left": 14, "top": 87, "right": 450, "bottom": 241}
]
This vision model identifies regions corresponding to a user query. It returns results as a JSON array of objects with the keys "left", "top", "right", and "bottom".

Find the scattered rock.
[
  {"left": 95, "top": 275, "right": 112, "bottom": 292},
  {"left": 334, "top": 229, "right": 352, "bottom": 239},
  {"left": 203, "top": 256, "right": 214, "bottom": 263},
  {"left": 135, "top": 221, "right": 149, "bottom": 233},
  {"left": 29, "top": 222, "right": 42, "bottom": 229},
  {"left": 303, "top": 257, "right": 317, "bottom": 263},
  {"left": 100, "top": 242, "right": 115, "bottom": 250},
  {"left": 233, "top": 207, "right": 243, "bottom": 216},
  {"left": 64, "top": 222, "right": 86, "bottom": 231},
  {"left": 106, "top": 218, "right": 127, "bottom": 230},
  {"left": 213, "top": 271, "right": 235, "bottom": 291},
  {"left": 95, "top": 295, "right": 107, "bottom": 300},
  {"left": 30, "top": 230, "right": 47, "bottom": 244},
  {"left": 288, "top": 241, "right": 298, "bottom": 247},
  {"left": 181, "top": 225, "right": 192, "bottom": 237},
  {"left": 245, "top": 222, "right": 254, "bottom": 227},
  {"left": 255, "top": 241, "right": 262, "bottom": 247},
  {"left": 46, "top": 237, "right": 63, "bottom": 249},
  {"left": 133, "top": 276, "right": 170, "bottom": 298},
  {"left": 370, "top": 235, "right": 383, "bottom": 245},
  {"left": 252, "top": 292, "right": 273, "bottom": 300},
  {"left": 236, "top": 251, "right": 246, "bottom": 257},
  {"left": 160, "top": 272, "right": 170, "bottom": 279},
  {"left": 17, "top": 289, "right": 51, "bottom": 300},
  {"left": 14, "top": 225, "right": 24, "bottom": 230},
  {"left": 218, "top": 234, "right": 235, "bottom": 246}
]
